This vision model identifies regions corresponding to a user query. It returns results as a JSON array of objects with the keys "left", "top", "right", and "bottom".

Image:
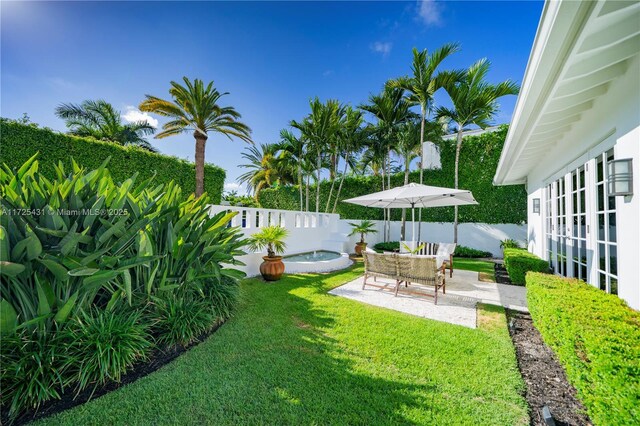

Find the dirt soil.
[
  {"left": 495, "top": 262, "right": 513, "bottom": 285},
  {"left": 2, "top": 322, "right": 224, "bottom": 426},
  {"left": 507, "top": 310, "right": 591, "bottom": 426}
]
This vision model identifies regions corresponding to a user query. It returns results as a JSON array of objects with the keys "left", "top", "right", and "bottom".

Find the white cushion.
[{"left": 437, "top": 243, "right": 456, "bottom": 256}]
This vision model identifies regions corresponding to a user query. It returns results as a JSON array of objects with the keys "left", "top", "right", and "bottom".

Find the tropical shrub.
[
  {"left": 348, "top": 220, "right": 378, "bottom": 244},
  {"left": 0, "top": 328, "right": 72, "bottom": 416},
  {"left": 1, "top": 119, "right": 226, "bottom": 203},
  {"left": 151, "top": 297, "right": 215, "bottom": 347},
  {"left": 503, "top": 248, "right": 549, "bottom": 285},
  {"left": 63, "top": 308, "right": 151, "bottom": 392},
  {"left": 204, "top": 276, "right": 241, "bottom": 320},
  {"left": 247, "top": 226, "right": 289, "bottom": 257},
  {"left": 500, "top": 238, "right": 521, "bottom": 249},
  {"left": 453, "top": 245, "right": 493, "bottom": 258},
  {"left": 0, "top": 156, "right": 245, "bottom": 419},
  {"left": 223, "top": 191, "right": 260, "bottom": 208},
  {"left": 373, "top": 241, "right": 400, "bottom": 253},
  {"left": 527, "top": 273, "right": 640, "bottom": 425}
]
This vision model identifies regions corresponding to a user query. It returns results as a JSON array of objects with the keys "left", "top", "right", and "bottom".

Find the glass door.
[
  {"left": 568, "top": 166, "right": 588, "bottom": 281},
  {"left": 595, "top": 149, "right": 618, "bottom": 294},
  {"left": 555, "top": 177, "right": 568, "bottom": 276},
  {"left": 545, "top": 183, "right": 554, "bottom": 270}
]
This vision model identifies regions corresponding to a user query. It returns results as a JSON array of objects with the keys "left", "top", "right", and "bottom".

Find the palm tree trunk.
[
  {"left": 193, "top": 131, "right": 208, "bottom": 197},
  {"left": 454, "top": 126, "right": 463, "bottom": 244},
  {"left": 325, "top": 156, "right": 339, "bottom": 212},
  {"left": 316, "top": 152, "right": 321, "bottom": 213},
  {"left": 305, "top": 174, "right": 310, "bottom": 212},
  {"left": 418, "top": 106, "right": 425, "bottom": 242},
  {"left": 298, "top": 164, "right": 303, "bottom": 211},
  {"left": 332, "top": 152, "right": 349, "bottom": 214},
  {"left": 401, "top": 156, "right": 410, "bottom": 240}
]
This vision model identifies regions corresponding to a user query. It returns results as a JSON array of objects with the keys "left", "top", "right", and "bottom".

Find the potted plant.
[
  {"left": 248, "top": 225, "right": 289, "bottom": 281},
  {"left": 348, "top": 220, "right": 378, "bottom": 255}
]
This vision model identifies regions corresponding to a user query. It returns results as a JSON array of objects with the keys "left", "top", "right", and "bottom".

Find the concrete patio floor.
[{"left": 329, "top": 269, "right": 528, "bottom": 329}]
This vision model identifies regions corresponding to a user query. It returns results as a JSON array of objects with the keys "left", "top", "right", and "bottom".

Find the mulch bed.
[
  {"left": 2, "top": 322, "right": 225, "bottom": 426},
  {"left": 506, "top": 310, "right": 591, "bottom": 426},
  {"left": 494, "top": 262, "right": 513, "bottom": 285}
]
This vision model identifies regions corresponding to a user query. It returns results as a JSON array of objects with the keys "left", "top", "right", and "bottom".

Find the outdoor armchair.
[
  {"left": 436, "top": 243, "right": 457, "bottom": 278},
  {"left": 395, "top": 255, "right": 446, "bottom": 303}
]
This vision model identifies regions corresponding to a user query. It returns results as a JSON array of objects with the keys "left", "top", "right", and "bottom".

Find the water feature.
[{"left": 283, "top": 250, "right": 342, "bottom": 262}]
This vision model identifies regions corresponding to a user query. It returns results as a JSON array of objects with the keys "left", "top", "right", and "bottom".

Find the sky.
[{"left": 1, "top": 0, "right": 543, "bottom": 193}]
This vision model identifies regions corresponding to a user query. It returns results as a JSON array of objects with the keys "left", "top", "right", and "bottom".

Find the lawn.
[
  {"left": 454, "top": 258, "right": 496, "bottom": 281},
  {"left": 36, "top": 265, "right": 527, "bottom": 425}
]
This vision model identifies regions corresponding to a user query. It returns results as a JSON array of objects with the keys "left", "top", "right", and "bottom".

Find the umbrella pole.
[{"left": 412, "top": 206, "right": 415, "bottom": 243}]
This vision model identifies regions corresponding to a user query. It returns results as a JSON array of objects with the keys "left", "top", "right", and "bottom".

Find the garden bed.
[
  {"left": 494, "top": 262, "right": 512, "bottom": 285},
  {"left": 506, "top": 310, "right": 590, "bottom": 426},
  {"left": 2, "top": 322, "right": 225, "bottom": 426}
]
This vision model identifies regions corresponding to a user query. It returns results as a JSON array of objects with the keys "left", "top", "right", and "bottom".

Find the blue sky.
[{"left": 2, "top": 1, "right": 543, "bottom": 193}]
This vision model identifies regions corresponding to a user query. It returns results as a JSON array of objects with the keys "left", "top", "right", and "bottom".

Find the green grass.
[
  {"left": 35, "top": 265, "right": 527, "bottom": 425},
  {"left": 454, "top": 258, "right": 496, "bottom": 281}
]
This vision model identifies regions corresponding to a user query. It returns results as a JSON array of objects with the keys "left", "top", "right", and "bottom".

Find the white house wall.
[{"left": 525, "top": 54, "right": 639, "bottom": 309}]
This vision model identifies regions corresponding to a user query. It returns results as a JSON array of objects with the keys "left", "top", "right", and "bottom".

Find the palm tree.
[
  {"left": 388, "top": 43, "right": 463, "bottom": 239},
  {"left": 291, "top": 98, "right": 344, "bottom": 213},
  {"left": 360, "top": 87, "right": 415, "bottom": 190},
  {"left": 393, "top": 121, "right": 421, "bottom": 239},
  {"left": 276, "top": 129, "right": 306, "bottom": 211},
  {"left": 237, "top": 143, "right": 294, "bottom": 197},
  {"left": 139, "top": 77, "right": 252, "bottom": 197},
  {"left": 436, "top": 58, "right": 519, "bottom": 243},
  {"left": 331, "top": 107, "right": 368, "bottom": 213},
  {"left": 360, "top": 86, "right": 415, "bottom": 240},
  {"left": 55, "top": 100, "right": 157, "bottom": 152}
]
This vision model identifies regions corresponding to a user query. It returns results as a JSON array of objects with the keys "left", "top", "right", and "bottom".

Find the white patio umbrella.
[{"left": 342, "top": 183, "right": 478, "bottom": 242}]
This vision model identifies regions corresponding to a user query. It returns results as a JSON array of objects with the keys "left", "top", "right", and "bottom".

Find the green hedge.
[
  {"left": 258, "top": 126, "right": 526, "bottom": 224},
  {"left": 527, "top": 273, "right": 640, "bottom": 425},
  {"left": 454, "top": 246, "right": 493, "bottom": 258},
  {"left": 503, "top": 248, "right": 549, "bottom": 285},
  {"left": 0, "top": 120, "right": 225, "bottom": 203}
]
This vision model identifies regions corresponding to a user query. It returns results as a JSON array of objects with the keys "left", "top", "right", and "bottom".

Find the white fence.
[
  {"left": 209, "top": 205, "right": 344, "bottom": 276},
  {"left": 209, "top": 205, "right": 527, "bottom": 276}
]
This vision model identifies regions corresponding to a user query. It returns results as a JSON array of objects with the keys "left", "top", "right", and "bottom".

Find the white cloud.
[
  {"left": 416, "top": 0, "right": 442, "bottom": 26},
  {"left": 224, "top": 182, "right": 242, "bottom": 192},
  {"left": 122, "top": 106, "right": 158, "bottom": 128},
  {"left": 323, "top": 70, "right": 334, "bottom": 77},
  {"left": 370, "top": 41, "right": 393, "bottom": 57}
]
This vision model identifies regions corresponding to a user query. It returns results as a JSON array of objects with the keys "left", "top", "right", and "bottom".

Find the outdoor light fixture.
[
  {"left": 533, "top": 198, "right": 540, "bottom": 214},
  {"left": 607, "top": 158, "right": 633, "bottom": 196}
]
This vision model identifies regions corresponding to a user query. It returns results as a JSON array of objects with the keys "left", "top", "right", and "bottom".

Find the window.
[
  {"left": 569, "top": 166, "right": 588, "bottom": 281},
  {"left": 596, "top": 149, "right": 618, "bottom": 294},
  {"left": 544, "top": 148, "right": 619, "bottom": 296}
]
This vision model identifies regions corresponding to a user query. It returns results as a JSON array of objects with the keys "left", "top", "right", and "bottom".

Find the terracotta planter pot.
[
  {"left": 259, "top": 256, "right": 285, "bottom": 281},
  {"left": 355, "top": 242, "right": 367, "bottom": 255}
]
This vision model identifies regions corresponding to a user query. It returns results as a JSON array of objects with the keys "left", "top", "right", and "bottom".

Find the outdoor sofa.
[
  {"left": 400, "top": 241, "right": 457, "bottom": 278},
  {"left": 362, "top": 252, "right": 446, "bottom": 304}
]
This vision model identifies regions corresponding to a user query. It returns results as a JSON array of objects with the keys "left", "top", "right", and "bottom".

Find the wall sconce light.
[
  {"left": 532, "top": 198, "right": 540, "bottom": 214},
  {"left": 608, "top": 159, "right": 633, "bottom": 196}
]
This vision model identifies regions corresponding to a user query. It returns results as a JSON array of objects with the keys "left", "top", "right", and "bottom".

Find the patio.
[{"left": 329, "top": 269, "right": 528, "bottom": 329}]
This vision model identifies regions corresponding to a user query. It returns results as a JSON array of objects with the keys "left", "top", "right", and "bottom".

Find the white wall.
[
  {"left": 209, "top": 205, "right": 345, "bottom": 277},
  {"left": 338, "top": 220, "right": 526, "bottom": 258},
  {"left": 209, "top": 205, "right": 527, "bottom": 276},
  {"left": 525, "top": 55, "right": 640, "bottom": 310}
]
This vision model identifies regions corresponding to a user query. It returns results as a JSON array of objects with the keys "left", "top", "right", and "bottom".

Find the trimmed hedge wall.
[
  {"left": 259, "top": 126, "right": 527, "bottom": 224},
  {"left": 503, "top": 248, "right": 549, "bottom": 285},
  {"left": 527, "top": 273, "right": 640, "bottom": 425},
  {"left": 0, "top": 120, "right": 225, "bottom": 203}
]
